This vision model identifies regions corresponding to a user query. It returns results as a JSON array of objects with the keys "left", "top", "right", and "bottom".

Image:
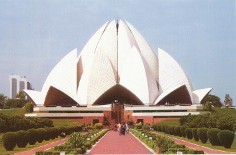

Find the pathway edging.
[{"left": 130, "top": 132, "right": 156, "bottom": 154}]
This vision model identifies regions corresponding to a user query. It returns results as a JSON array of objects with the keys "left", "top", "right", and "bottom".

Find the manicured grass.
[
  {"left": 157, "top": 118, "right": 180, "bottom": 126},
  {"left": 0, "top": 133, "right": 64, "bottom": 155},
  {"left": 0, "top": 108, "right": 26, "bottom": 116},
  {"left": 51, "top": 119, "right": 81, "bottom": 127},
  {"left": 153, "top": 131, "right": 236, "bottom": 153}
]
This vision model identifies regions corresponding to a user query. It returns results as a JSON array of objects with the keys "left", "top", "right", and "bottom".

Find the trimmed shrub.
[
  {"left": 94, "top": 123, "right": 103, "bottom": 130},
  {"left": 2, "top": 132, "right": 17, "bottom": 151},
  {"left": 180, "top": 126, "right": 186, "bottom": 137},
  {"left": 207, "top": 128, "right": 221, "bottom": 146},
  {"left": 28, "top": 129, "right": 38, "bottom": 145},
  {"left": 135, "top": 122, "right": 142, "bottom": 129},
  {"left": 37, "top": 128, "right": 46, "bottom": 143},
  {"left": 174, "top": 126, "right": 182, "bottom": 137},
  {"left": 185, "top": 128, "right": 193, "bottom": 139},
  {"left": 197, "top": 128, "right": 208, "bottom": 144},
  {"left": 217, "top": 130, "right": 235, "bottom": 148},
  {"left": 16, "top": 130, "right": 29, "bottom": 148},
  {"left": 192, "top": 128, "right": 199, "bottom": 141}
]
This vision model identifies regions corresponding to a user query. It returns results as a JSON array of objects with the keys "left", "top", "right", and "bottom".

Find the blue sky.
[{"left": 0, "top": 0, "right": 235, "bottom": 104}]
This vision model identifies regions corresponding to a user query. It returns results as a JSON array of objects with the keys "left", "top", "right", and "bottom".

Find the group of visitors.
[{"left": 114, "top": 122, "right": 129, "bottom": 135}]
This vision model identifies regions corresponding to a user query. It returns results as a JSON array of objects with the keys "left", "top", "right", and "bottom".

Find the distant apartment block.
[{"left": 9, "top": 74, "right": 33, "bottom": 99}]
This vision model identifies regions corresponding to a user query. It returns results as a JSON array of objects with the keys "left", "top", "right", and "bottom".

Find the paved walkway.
[
  {"left": 13, "top": 138, "right": 67, "bottom": 155},
  {"left": 172, "top": 137, "right": 236, "bottom": 154},
  {"left": 88, "top": 131, "right": 154, "bottom": 154},
  {"left": 153, "top": 131, "right": 236, "bottom": 154}
]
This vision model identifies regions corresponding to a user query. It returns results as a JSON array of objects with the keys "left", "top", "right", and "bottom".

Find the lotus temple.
[{"left": 24, "top": 20, "right": 212, "bottom": 125}]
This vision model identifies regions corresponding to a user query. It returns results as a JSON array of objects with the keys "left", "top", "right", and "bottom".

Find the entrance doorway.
[{"left": 111, "top": 100, "right": 124, "bottom": 124}]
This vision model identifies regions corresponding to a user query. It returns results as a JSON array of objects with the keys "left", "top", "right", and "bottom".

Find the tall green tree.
[
  {"left": 0, "top": 94, "right": 7, "bottom": 109},
  {"left": 16, "top": 91, "right": 27, "bottom": 100},
  {"left": 201, "top": 94, "right": 222, "bottom": 107}
]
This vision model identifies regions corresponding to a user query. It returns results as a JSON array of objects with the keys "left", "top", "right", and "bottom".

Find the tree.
[
  {"left": 0, "top": 94, "right": 7, "bottom": 109},
  {"left": 24, "top": 102, "right": 33, "bottom": 113},
  {"left": 16, "top": 91, "right": 27, "bottom": 100},
  {"left": 201, "top": 94, "right": 222, "bottom": 107},
  {"left": 224, "top": 94, "right": 233, "bottom": 107}
]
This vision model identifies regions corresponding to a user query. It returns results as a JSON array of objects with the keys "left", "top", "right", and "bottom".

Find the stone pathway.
[{"left": 88, "top": 131, "right": 154, "bottom": 154}]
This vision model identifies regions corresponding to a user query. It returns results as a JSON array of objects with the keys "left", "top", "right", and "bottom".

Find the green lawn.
[
  {"left": 153, "top": 131, "right": 236, "bottom": 153},
  {"left": 0, "top": 133, "right": 63, "bottom": 155},
  {"left": 0, "top": 108, "right": 26, "bottom": 116},
  {"left": 51, "top": 119, "right": 81, "bottom": 127},
  {"left": 156, "top": 118, "right": 180, "bottom": 126}
]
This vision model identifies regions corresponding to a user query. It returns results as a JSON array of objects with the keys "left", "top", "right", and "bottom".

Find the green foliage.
[
  {"left": 24, "top": 102, "right": 33, "bottom": 113},
  {"left": 0, "top": 94, "right": 7, "bottom": 109},
  {"left": 197, "top": 128, "right": 208, "bottom": 144},
  {"left": 180, "top": 126, "right": 187, "bottom": 137},
  {"left": 207, "top": 128, "right": 221, "bottom": 146},
  {"left": 192, "top": 128, "right": 199, "bottom": 141},
  {"left": 179, "top": 108, "right": 236, "bottom": 131},
  {"left": 37, "top": 128, "right": 46, "bottom": 143},
  {"left": 16, "top": 130, "right": 29, "bottom": 148},
  {"left": 94, "top": 123, "right": 103, "bottom": 129},
  {"left": 28, "top": 129, "right": 38, "bottom": 145},
  {"left": 203, "top": 101, "right": 212, "bottom": 111},
  {"left": 201, "top": 94, "right": 222, "bottom": 107},
  {"left": 68, "top": 133, "right": 85, "bottom": 148},
  {"left": 174, "top": 126, "right": 182, "bottom": 137},
  {"left": 0, "top": 118, "right": 6, "bottom": 132},
  {"left": 217, "top": 130, "right": 235, "bottom": 148},
  {"left": 135, "top": 122, "right": 142, "bottom": 129},
  {"left": 4, "top": 99, "right": 27, "bottom": 109},
  {"left": 185, "top": 128, "right": 193, "bottom": 139},
  {"left": 2, "top": 132, "right": 17, "bottom": 151}
]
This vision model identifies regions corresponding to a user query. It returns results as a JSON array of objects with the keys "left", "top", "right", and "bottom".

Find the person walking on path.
[
  {"left": 125, "top": 122, "right": 129, "bottom": 133},
  {"left": 117, "top": 123, "right": 121, "bottom": 135}
]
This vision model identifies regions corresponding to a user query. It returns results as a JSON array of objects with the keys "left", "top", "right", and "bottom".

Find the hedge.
[
  {"left": 185, "top": 128, "right": 193, "bottom": 139},
  {"left": 37, "top": 128, "right": 46, "bottom": 143},
  {"left": 207, "top": 128, "right": 221, "bottom": 146},
  {"left": 197, "top": 128, "right": 208, "bottom": 144},
  {"left": 16, "top": 130, "right": 29, "bottom": 148},
  {"left": 180, "top": 126, "right": 186, "bottom": 137},
  {"left": 192, "top": 128, "right": 199, "bottom": 141},
  {"left": 217, "top": 130, "right": 235, "bottom": 148},
  {"left": 174, "top": 126, "right": 182, "bottom": 137},
  {"left": 2, "top": 132, "right": 17, "bottom": 150},
  {"left": 28, "top": 129, "right": 38, "bottom": 145}
]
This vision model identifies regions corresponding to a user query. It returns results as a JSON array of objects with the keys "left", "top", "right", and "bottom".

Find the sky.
[{"left": 0, "top": 0, "right": 235, "bottom": 104}]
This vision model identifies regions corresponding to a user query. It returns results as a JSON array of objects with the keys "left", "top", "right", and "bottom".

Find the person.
[
  {"left": 117, "top": 123, "right": 121, "bottom": 135},
  {"left": 125, "top": 122, "right": 129, "bottom": 133},
  {"left": 121, "top": 122, "right": 126, "bottom": 135},
  {"left": 114, "top": 123, "right": 117, "bottom": 131}
]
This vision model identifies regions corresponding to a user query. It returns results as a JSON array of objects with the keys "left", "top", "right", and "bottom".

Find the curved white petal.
[
  {"left": 157, "top": 48, "right": 193, "bottom": 104},
  {"left": 192, "top": 88, "right": 212, "bottom": 104}
]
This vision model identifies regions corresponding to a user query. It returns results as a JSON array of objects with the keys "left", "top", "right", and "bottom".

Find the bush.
[
  {"left": 135, "top": 122, "right": 142, "bottom": 129},
  {"left": 16, "top": 130, "right": 29, "bottom": 148},
  {"left": 180, "top": 126, "right": 186, "bottom": 137},
  {"left": 25, "top": 102, "right": 33, "bottom": 113},
  {"left": 2, "top": 132, "right": 17, "bottom": 150},
  {"left": 207, "top": 128, "right": 221, "bottom": 146},
  {"left": 94, "top": 123, "right": 103, "bottom": 130},
  {"left": 174, "top": 126, "right": 182, "bottom": 137},
  {"left": 192, "top": 128, "right": 199, "bottom": 141},
  {"left": 185, "top": 128, "right": 193, "bottom": 139},
  {"left": 38, "top": 128, "right": 47, "bottom": 143},
  {"left": 217, "top": 130, "right": 235, "bottom": 148},
  {"left": 197, "top": 128, "right": 208, "bottom": 144},
  {"left": 28, "top": 129, "right": 38, "bottom": 145}
]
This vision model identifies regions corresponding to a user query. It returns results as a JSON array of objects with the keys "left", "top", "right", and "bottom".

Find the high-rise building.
[{"left": 9, "top": 74, "right": 32, "bottom": 99}]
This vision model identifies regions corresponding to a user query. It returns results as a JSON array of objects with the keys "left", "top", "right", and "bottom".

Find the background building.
[{"left": 9, "top": 74, "right": 32, "bottom": 99}]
